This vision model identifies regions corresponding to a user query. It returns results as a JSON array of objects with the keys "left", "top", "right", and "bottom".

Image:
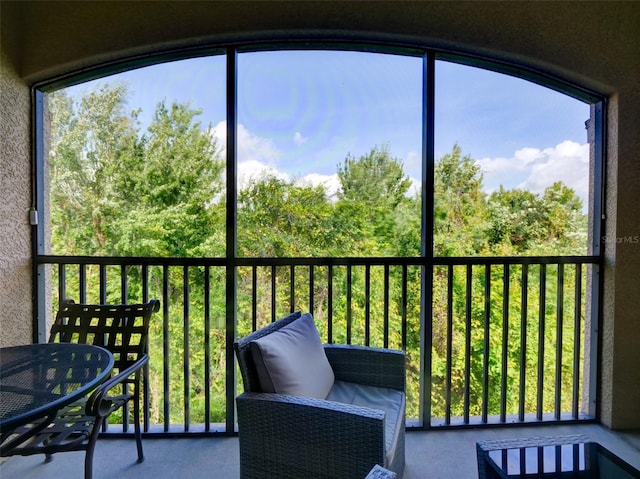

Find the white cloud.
[
  {"left": 478, "top": 140, "right": 590, "bottom": 207},
  {"left": 211, "top": 123, "right": 589, "bottom": 210},
  {"left": 299, "top": 173, "right": 341, "bottom": 199},
  {"left": 211, "top": 121, "right": 280, "bottom": 166},
  {"left": 210, "top": 121, "right": 343, "bottom": 197},
  {"left": 515, "top": 147, "right": 545, "bottom": 165},
  {"left": 237, "top": 160, "right": 290, "bottom": 190},
  {"left": 477, "top": 155, "right": 526, "bottom": 177},
  {"left": 210, "top": 125, "right": 591, "bottom": 210},
  {"left": 407, "top": 177, "right": 421, "bottom": 197},
  {"left": 211, "top": 121, "right": 288, "bottom": 190},
  {"left": 293, "top": 131, "right": 308, "bottom": 146},
  {"left": 518, "top": 141, "right": 589, "bottom": 198}
]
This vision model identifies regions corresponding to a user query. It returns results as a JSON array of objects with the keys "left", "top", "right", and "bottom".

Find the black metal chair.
[{"left": 1, "top": 299, "right": 160, "bottom": 479}]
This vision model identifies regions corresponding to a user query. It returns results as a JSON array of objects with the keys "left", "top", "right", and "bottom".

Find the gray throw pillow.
[{"left": 249, "top": 313, "right": 335, "bottom": 399}]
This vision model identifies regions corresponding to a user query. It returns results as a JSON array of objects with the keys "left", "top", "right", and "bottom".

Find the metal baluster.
[
  {"left": 464, "top": 264, "right": 472, "bottom": 424},
  {"left": 519, "top": 264, "right": 528, "bottom": 422},
  {"left": 346, "top": 265, "right": 352, "bottom": 345},
  {"left": 365, "top": 264, "right": 371, "bottom": 346},
  {"left": 204, "top": 265, "right": 211, "bottom": 432},
  {"left": 162, "top": 264, "right": 170, "bottom": 432},
  {"left": 537, "top": 264, "right": 547, "bottom": 421},
  {"left": 384, "top": 264, "right": 390, "bottom": 349},
  {"left": 500, "top": 264, "right": 510, "bottom": 423},
  {"left": 183, "top": 265, "right": 190, "bottom": 432},
  {"left": 445, "top": 265, "right": 453, "bottom": 426},
  {"left": 555, "top": 264, "right": 564, "bottom": 420},
  {"left": 290, "top": 264, "right": 295, "bottom": 313},
  {"left": 572, "top": 264, "right": 583, "bottom": 419}
]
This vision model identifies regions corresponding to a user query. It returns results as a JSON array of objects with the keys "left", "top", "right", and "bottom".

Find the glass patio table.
[
  {"left": 0, "top": 342, "right": 114, "bottom": 448},
  {"left": 477, "top": 435, "right": 640, "bottom": 478}
]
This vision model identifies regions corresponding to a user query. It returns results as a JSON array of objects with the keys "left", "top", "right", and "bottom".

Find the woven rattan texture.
[
  {"left": 365, "top": 465, "right": 397, "bottom": 479},
  {"left": 234, "top": 311, "right": 406, "bottom": 479},
  {"left": 324, "top": 344, "right": 405, "bottom": 391}
]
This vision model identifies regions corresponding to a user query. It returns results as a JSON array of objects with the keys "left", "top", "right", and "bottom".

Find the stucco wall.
[
  {"left": 601, "top": 87, "right": 640, "bottom": 429},
  {"left": 0, "top": 48, "right": 33, "bottom": 347}
]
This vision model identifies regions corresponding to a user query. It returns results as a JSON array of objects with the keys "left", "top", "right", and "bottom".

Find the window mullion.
[
  {"left": 420, "top": 50, "right": 436, "bottom": 429},
  {"left": 225, "top": 47, "right": 238, "bottom": 435}
]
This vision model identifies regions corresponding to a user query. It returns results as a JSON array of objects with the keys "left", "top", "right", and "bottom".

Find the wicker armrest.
[
  {"left": 366, "top": 464, "right": 397, "bottom": 479},
  {"left": 237, "top": 391, "right": 386, "bottom": 420},
  {"left": 85, "top": 354, "right": 149, "bottom": 417},
  {"left": 236, "top": 392, "right": 387, "bottom": 478},
  {"left": 324, "top": 344, "right": 405, "bottom": 391}
]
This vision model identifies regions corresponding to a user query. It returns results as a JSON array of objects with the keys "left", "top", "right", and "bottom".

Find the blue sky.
[{"left": 66, "top": 50, "right": 590, "bottom": 205}]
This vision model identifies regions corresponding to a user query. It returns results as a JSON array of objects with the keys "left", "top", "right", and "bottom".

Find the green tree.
[
  {"left": 49, "top": 84, "right": 227, "bottom": 424},
  {"left": 48, "top": 81, "right": 589, "bottom": 426},
  {"left": 49, "top": 87, "right": 225, "bottom": 259},
  {"left": 237, "top": 175, "right": 338, "bottom": 257},
  {"left": 49, "top": 83, "right": 140, "bottom": 255},
  {"left": 434, "top": 144, "right": 489, "bottom": 256},
  {"left": 337, "top": 145, "right": 413, "bottom": 255},
  {"left": 112, "top": 100, "right": 225, "bottom": 258},
  {"left": 487, "top": 181, "right": 586, "bottom": 254},
  {"left": 338, "top": 145, "right": 411, "bottom": 208}
]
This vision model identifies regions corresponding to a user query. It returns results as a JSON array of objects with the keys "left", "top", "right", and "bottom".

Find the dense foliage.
[{"left": 47, "top": 84, "right": 588, "bottom": 425}]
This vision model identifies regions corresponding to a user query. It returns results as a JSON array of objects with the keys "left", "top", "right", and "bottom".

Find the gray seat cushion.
[{"left": 326, "top": 380, "right": 405, "bottom": 466}]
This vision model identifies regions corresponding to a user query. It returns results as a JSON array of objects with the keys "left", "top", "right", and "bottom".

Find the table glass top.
[
  {"left": 487, "top": 441, "right": 640, "bottom": 478},
  {"left": 0, "top": 343, "right": 114, "bottom": 430}
]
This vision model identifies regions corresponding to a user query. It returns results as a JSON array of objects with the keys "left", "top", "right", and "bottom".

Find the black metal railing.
[{"left": 36, "top": 254, "right": 599, "bottom": 435}]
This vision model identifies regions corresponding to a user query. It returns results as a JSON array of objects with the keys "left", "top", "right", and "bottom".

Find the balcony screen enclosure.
[{"left": 33, "top": 44, "right": 604, "bottom": 434}]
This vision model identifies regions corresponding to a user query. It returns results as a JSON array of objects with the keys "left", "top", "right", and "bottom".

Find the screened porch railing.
[{"left": 35, "top": 254, "right": 599, "bottom": 435}]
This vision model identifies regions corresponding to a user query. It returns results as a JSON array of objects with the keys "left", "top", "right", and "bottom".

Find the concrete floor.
[{"left": 2, "top": 424, "right": 640, "bottom": 478}]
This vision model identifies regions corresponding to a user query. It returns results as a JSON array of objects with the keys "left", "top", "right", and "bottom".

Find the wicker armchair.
[
  {"left": 234, "top": 311, "right": 406, "bottom": 479},
  {"left": 1, "top": 299, "right": 160, "bottom": 479}
]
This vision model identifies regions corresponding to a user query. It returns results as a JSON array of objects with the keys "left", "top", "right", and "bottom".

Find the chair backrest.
[
  {"left": 49, "top": 299, "right": 160, "bottom": 372},
  {"left": 233, "top": 310, "right": 302, "bottom": 393}
]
